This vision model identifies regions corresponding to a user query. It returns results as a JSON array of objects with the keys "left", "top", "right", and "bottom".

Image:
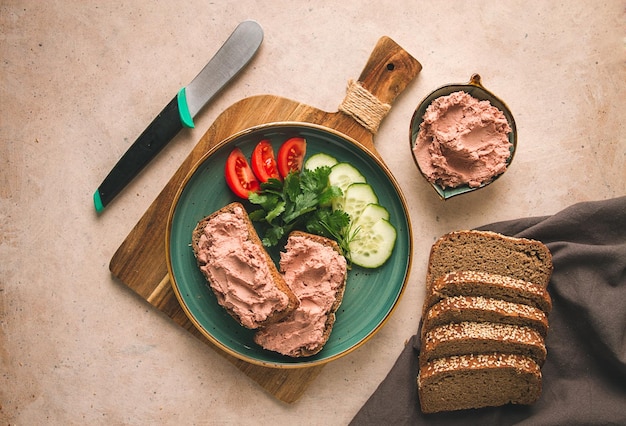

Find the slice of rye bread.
[
  {"left": 419, "top": 321, "right": 547, "bottom": 367},
  {"left": 191, "top": 202, "right": 299, "bottom": 329},
  {"left": 254, "top": 231, "right": 348, "bottom": 357},
  {"left": 421, "top": 296, "right": 549, "bottom": 338},
  {"left": 417, "top": 353, "right": 542, "bottom": 413},
  {"left": 426, "top": 270, "right": 553, "bottom": 314},
  {"left": 425, "top": 230, "right": 554, "bottom": 294},
  {"left": 286, "top": 231, "right": 349, "bottom": 327}
]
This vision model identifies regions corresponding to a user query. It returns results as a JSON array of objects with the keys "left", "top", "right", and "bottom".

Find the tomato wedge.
[
  {"left": 224, "top": 147, "right": 260, "bottom": 199},
  {"left": 277, "top": 137, "right": 307, "bottom": 178},
  {"left": 251, "top": 140, "right": 281, "bottom": 182}
]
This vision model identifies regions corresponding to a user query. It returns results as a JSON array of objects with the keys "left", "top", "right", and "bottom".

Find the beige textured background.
[{"left": 1, "top": 1, "right": 624, "bottom": 424}]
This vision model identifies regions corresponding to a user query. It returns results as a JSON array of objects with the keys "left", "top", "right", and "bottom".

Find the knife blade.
[{"left": 93, "top": 20, "right": 264, "bottom": 213}]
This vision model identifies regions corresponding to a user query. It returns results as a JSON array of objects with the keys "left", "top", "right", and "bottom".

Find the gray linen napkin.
[{"left": 350, "top": 196, "right": 626, "bottom": 426}]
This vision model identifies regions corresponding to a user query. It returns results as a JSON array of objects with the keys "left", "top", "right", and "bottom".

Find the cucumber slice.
[
  {"left": 349, "top": 218, "right": 397, "bottom": 268},
  {"left": 328, "top": 163, "right": 366, "bottom": 194},
  {"left": 304, "top": 153, "right": 338, "bottom": 171},
  {"left": 339, "top": 183, "right": 378, "bottom": 220},
  {"left": 352, "top": 204, "right": 390, "bottom": 230}
]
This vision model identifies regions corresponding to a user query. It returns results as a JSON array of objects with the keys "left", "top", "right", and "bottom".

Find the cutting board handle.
[{"left": 338, "top": 36, "right": 422, "bottom": 133}]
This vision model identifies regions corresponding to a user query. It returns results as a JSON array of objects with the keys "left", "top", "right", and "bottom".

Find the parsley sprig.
[{"left": 248, "top": 166, "right": 353, "bottom": 257}]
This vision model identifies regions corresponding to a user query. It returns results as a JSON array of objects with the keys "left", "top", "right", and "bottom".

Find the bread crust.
[
  {"left": 419, "top": 321, "right": 547, "bottom": 367},
  {"left": 427, "top": 270, "right": 553, "bottom": 314},
  {"left": 421, "top": 296, "right": 549, "bottom": 339},
  {"left": 417, "top": 353, "right": 542, "bottom": 413},
  {"left": 425, "top": 230, "right": 554, "bottom": 293},
  {"left": 191, "top": 202, "right": 299, "bottom": 329}
]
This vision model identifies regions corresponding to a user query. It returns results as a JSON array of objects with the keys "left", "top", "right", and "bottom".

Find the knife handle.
[{"left": 94, "top": 95, "right": 184, "bottom": 212}]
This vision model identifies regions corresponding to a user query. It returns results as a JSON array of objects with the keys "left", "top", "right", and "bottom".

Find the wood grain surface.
[{"left": 109, "top": 36, "right": 421, "bottom": 403}]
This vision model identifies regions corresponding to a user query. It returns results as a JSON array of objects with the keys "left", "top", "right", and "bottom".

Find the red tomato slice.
[
  {"left": 277, "top": 137, "right": 307, "bottom": 178},
  {"left": 224, "top": 147, "right": 260, "bottom": 198},
  {"left": 251, "top": 140, "right": 281, "bottom": 182}
]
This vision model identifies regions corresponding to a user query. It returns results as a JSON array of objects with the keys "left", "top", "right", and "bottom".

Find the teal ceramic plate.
[
  {"left": 166, "top": 122, "right": 412, "bottom": 368},
  {"left": 409, "top": 74, "right": 517, "bottom": 200}
]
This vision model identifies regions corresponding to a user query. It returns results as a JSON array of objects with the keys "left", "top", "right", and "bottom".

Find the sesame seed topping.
[
  {"left": 419, "top": 353, "right": 541, "bottom": 377},
  {"left": 427, "top": 296, "right": 546, "bottom": 321},
  {"left": 425, "top": 321, "right": 544, "bottom": 345}
]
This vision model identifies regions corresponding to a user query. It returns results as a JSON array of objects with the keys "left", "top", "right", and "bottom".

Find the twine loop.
[{"left": 338, "top": 79, "right": 391, "bottom": 134}]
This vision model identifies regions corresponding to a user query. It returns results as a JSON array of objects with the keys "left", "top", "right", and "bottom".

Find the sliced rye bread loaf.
[
  {"left": 425, "top": 230, "right": 553, "bottom": 293},
  {"left": 417, "top": 353, "right": 542, "bottom": 413},
  {"left": 419, "top": 321, "right": 547, "bottom": 367},
  {"left": 426, "top": 270, "right": 553, "bottom": 314},
  {"left": 417, "top": 230, "right": 552, "bottom": 413},
  {"left": 191, "top": 202, "right": 299, "bottom": 329},
  {"left": 254, "top": 231, "right": 348, "bottom": 357},
  {"left": 421, "top": 296, "right": 549, "bottom": 338}
]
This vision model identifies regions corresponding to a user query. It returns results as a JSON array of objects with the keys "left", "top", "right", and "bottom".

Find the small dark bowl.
[{"left": 409, "top": 74, "right": 517, "bottom": 200}]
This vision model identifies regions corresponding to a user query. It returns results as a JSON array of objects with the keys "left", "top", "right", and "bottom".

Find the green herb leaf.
[
  {"left": 266, "top": 200, "right": 286, "bottom": 223},
  {"left": 248, "top": 165, "right": 352, "bottom": 260},
  {"left": 319, "top": 185, "right": 343, "bottom": 205},
  {"left": 283, "top": 172, "right": 301, "bottom": 202}
]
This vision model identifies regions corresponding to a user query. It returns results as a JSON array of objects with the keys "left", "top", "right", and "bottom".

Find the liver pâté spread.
[
  {"left": 254, "top": 234, "right": 347, "bottom": 356},
  {"left": 195, "top": 205, "right": 290, "bottom": 329},
  {"left": 413, "top": 91, "right": 512, "bottom": 189}
]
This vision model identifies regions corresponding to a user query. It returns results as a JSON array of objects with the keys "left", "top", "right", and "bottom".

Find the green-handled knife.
[{"left": 93, "top": 20, "right": 263, "bottom": 213}]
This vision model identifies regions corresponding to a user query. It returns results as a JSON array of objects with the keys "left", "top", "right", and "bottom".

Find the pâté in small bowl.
[{"left": 409, "top": 74, "right": 517, "bottom": 200}]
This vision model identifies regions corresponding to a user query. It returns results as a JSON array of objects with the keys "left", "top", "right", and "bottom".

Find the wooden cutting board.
[{"left": 109, "top": 36, "right": 422, "bottom": 404}]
